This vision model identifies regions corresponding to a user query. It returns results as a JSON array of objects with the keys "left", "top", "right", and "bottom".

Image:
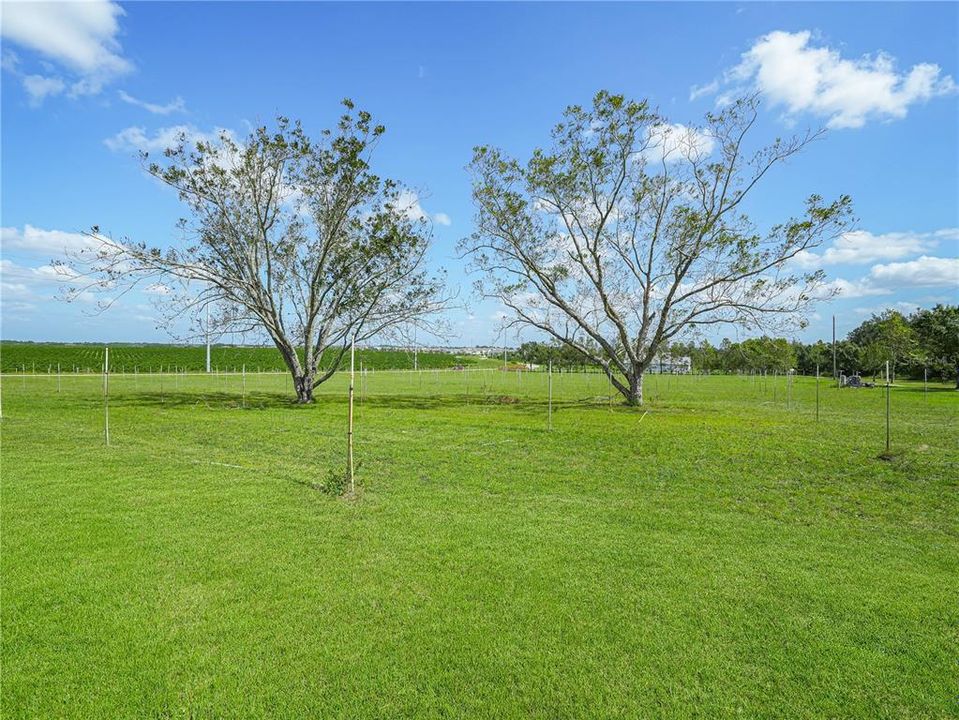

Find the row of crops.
[{"left": 0, "top": 342, "right": 477, "bottom": 373}]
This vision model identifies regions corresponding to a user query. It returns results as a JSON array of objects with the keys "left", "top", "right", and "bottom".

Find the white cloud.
[
  {"left": 705, "top": 30, "right": 956, "bottom": 128},
  {"left": 2, "top": 225, "right": 99, "bottom": 255},
  {"left": 792, "top": 228, "right": 953, "bottom": 268},
  {"left": 395, "top": 190, "right": 451, "bottom": 227},
  {"left": 643, "top": 123, "right": 715, "bottom": 164},
  {"left": 819, "top": 277, "right": 893, "bottom": 299},
  {"left": 144, "top": 283, "right": 172, "bottom": 296},
  {"left": 853, "top": 301, "right": 923, "bottom": 316},
  {"left": 21, "top": 74, "right": 66, "bottom": 106},
  {"left": 824, "top": 255, "right": 959, "bottom": 300},
  {"left": 689, "top": 80, "right": 719, "bottom": 101},
  {"left": 1, "top": 280, "right": 37, "bottom": 302},
  {"left": 0, "top": 0, "right": 133, "bottom": 100},
  {"left": 868, "top": 255, "right": 959, "bottom": 289},
  {"left": 103, "top": 125, "right": 224, "bottom": 154},
  {"left": 118, "top": 91, "right": 187, "bottom": 116},
  {"left": 1, "top": 48, "right": 19, "bottom": 73},
  {"left": 0, "top": 258, "right": 77, "bottom": 285}
]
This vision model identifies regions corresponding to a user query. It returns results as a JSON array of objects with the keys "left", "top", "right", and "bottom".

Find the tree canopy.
[
  {"left": 461, "top": 91, "right": 853, "bottom": 404},
  {"left": 60, "top": 102, "right": 449, "bottom": 402}
]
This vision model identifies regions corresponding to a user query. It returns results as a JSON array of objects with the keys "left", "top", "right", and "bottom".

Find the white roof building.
[{"left": 647, "top": 354, "right": 691, "bottom": 374}]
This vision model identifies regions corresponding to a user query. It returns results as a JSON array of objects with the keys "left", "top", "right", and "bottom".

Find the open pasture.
[{"left": 2, "top": 370, "right": 956, "bottom": 718}]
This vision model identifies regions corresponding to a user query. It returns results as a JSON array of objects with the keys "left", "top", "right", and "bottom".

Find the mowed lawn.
[{"left": 2, "top": 370, "right": 956, "bottom": 718}]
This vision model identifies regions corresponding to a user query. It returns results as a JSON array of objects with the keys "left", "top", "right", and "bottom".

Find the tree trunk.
[
  {"left": 293, "top": 373, "right": 315, "bottom": 403},
  {"left": 627, "top": 371, "right": 644, "bottom": 406}
]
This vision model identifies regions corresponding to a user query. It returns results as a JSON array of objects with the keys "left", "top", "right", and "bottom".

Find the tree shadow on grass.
[
  {"left": 893, "top": 384, "right": 958, "bottom": 395},
  {"left": 86, "top": 389, "right": 643, "bottom": 416}
]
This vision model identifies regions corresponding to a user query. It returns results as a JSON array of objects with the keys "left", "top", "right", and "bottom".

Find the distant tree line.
[
  {"left": 0, "top": 343, "right": 473, "bottom": 374},
  {"left": 515, "top": 304, "right": 959, "bottom": 386}
]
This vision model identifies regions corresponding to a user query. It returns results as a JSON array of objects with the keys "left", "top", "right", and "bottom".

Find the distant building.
[
  {"left": 365, "top": 344, "right": 502, "bottom": 357},
  {"left": 647, "top": 354, "right": 691, "bottom": 374}
]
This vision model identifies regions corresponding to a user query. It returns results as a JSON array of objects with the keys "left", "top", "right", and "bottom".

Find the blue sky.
[{"left": 2, "top": 1, "right": 957, "bottom": 346}]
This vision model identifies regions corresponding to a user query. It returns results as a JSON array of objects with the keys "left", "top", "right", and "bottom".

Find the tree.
[
  {"left": 59, "top": 103, "right": 449, "bottom": 402},
  {"left": 832, "top": 339, "right": 862, "bottom": 378},
  {"left": 795, "top": 340, "right": 831, "bottom": 375},
  {"left": 461, "top": 91, "right": 853, "bottom": 405},
  {"left": 911, "top": 304, "right": 959, "bottom": 387},
  {"left": 695, "top": 340, "right": 722, "bottom": 374},
  {"left": 848, "top": 310, "right": 917, "bottom": 381},
  {"left": 743, "top": 337, "right": 796, "bottom": 373}
]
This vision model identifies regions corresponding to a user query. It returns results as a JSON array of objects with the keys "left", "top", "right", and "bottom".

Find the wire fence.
[{"left": 3, "top": 364, "right": 955, "bottom": 457}]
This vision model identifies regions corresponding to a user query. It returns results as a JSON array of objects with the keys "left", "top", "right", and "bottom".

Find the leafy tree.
[
  {"left": 859, "top": 342, "right": 888, "bottom": 380},
  {"left": 517, "top": 341, "right": 553, "bottom": 366},
  {"left": 461, "top": 91, "right": 852, "bottom": 404},
  {"left": 795, "top": 340, "right": 831, "bottom": 375},
  {"left": 832, "top": 339, "right": 862, "bottom": 378},
  {"left": 725, "top": 337, "right": 796, "bottom": 373},
  {"left": 59, "top": 103, "right": 449, "bottom": 402},
  {"left": 848, "top": 310, "right": 917, "bottom": 381},
  {"left": 695, "top": 341, "right": 723, "bottom": 374},
  {"left": 911, "top": 304, "right": 959, "bottom": 387}
]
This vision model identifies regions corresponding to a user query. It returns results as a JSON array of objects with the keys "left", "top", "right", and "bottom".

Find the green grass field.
[{"left": 2, "top": 370, "right": 956, "bottom": 718}]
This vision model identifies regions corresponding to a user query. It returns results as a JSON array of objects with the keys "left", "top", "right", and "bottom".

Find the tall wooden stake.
[
  {"left": 832, "top": 314, "right": 837, "bottom": 385},
  {"left": 104, "top": 347, "right": 110, "bottom": 447},
  {"left": 57, "top": 362, "right": 61, "bottom": 394},
  {"left": 205, "top": 303, "right": 211, "bottom": 373},
  {"left": 923, "top": 367, "right": 927, "bottom": 399},
  {"left": 242, "top": 364, "right": 246, "bottom": 408},
  {"left": 885, "top": 360, "right": 891, "bottom": 455},
  {"left": 547, "top": 359, "right": 553, "bottom": 431},
  {"left": 815, "top": 364, "right": 820, "bottom": 422},
  {"left": 347, "top": 335, "right": 356, "bottom": 493}
]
